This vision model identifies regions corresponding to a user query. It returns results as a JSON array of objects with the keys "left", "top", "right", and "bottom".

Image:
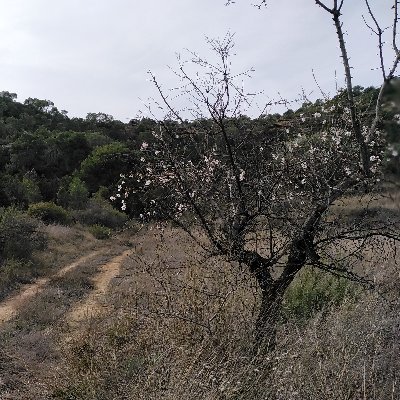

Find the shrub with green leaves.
[
  {"left": 0, "top": 258, "right": 38, "bottom": 301},
  {"left": 88, "top": 224, "right": 111, "bottom": 240},
  {"left": 0, "top": 207, "right": 46, "bottom": 260},
  {"left": 21, "top": 176, "right": 42, "bottom": 205},
  {"left": 0, "top": 258, "right": 36, "bottom": 300},
  {"left": 0, "top": 173, "right": 30, "bottom": 207},
  {"left": 74, "top": 198, "right": 128, "bottom": 229},
  {"left": 28, "top": 201, "right": 71, "bottom": 225},
  {"left": 282, "top": 267, "right": 359, "bottom": 320},
  {"left": 68, "top": 177, "right": 89, "bottom": 210},
  {"left": 79, "top": 142, "right": 131, "bottom": 193}
]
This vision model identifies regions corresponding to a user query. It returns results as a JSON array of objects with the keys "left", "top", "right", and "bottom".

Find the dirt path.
[
  {"left": 0, "top": 249, "right": 104, "bottom": 325},
  {"left": 0, "top": 245, "right": 134, "bottom": 399},
  {"left": 65, "top": 249, "right": 132, "bottom": 327}
]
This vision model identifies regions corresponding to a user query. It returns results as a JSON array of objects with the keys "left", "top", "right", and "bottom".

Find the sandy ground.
[
  {"left": 65, "top": 249, "right": 133, "bottom": 326},
  {"left": 0, "top": 249, "right": 105, "bottom": 325}
]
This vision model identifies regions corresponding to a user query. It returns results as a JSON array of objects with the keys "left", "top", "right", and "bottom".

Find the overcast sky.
[{"left": 0, "top": 0, "right": 395, "bottom": 121}]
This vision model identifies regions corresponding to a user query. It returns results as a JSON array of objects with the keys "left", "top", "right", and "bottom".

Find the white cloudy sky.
[{"left": 0, "top": 0, "right": 395, "bottom": 121}]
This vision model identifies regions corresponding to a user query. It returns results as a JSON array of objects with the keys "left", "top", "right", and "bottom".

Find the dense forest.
[{"left": 0, "top": 85, "right": 399, "bottom": 218}]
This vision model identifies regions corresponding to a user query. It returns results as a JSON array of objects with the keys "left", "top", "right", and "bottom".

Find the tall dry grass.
[{"left": 51, "top": 226, "right": 400, "bottom": 400}]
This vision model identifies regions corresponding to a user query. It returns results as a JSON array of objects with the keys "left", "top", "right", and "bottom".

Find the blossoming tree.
[{"left": 117, "top": 0, "right": 400, "bottom": 352}]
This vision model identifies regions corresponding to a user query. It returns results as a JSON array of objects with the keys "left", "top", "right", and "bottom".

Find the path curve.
[{"left": 0, "top": 249, "right": 104, "bottom": 324}]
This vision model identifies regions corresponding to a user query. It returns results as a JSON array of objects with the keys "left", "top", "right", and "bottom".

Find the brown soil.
[
  {"left": 65, "top": 249, "right": 133, "bottom": 327},
  {"left": 0, "top": 249, "right": 104, "bottom": 325}
]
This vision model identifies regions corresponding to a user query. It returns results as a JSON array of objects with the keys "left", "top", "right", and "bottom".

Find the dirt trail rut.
[
  {"left": 0, "top": 250, "right": 104, "bottom": 324},
  {"left": 66, "top": 249, "right": 132, "bottom": 326}
]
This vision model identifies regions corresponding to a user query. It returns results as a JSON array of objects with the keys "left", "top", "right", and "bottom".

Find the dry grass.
[
  {"left": 0, "top": 237, "right": 130, "bottom": 399},
  {"left": 49, "top": 226, "right": 400, "bottom": 400},
  {"left": 0, "top": 193, "right": 399, "bottom": 399},
  {"left": 38, "top": 224, "right": 102, "bottom": 269}
]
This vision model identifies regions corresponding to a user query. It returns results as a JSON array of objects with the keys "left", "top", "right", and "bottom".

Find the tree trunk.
[
  {"left": 252, "top": 238, "right": 309, "bottom": 354},
  {"left": 254, "top": 285, "right": 284, "bottom": 354}
]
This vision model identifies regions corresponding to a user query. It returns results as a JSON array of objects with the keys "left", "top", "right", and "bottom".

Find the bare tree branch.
[
  {"left": 315, "top": 0, "right": 333, "bottom": 14},
  {"left": 364, "top": 0, "right": 387, "bottom": 81}
]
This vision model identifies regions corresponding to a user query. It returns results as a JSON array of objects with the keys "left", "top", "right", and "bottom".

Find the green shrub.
[
  {"left": 0, "top": 258, "right": 39, "bottom": 300},
  {"left": 88, "top": 224, "right": 111, "bottom": 240},
  {"left": 56, "top": 176, "right": 89, "bottom": 210},
  {"left": 21, "top": 176, "right": 42, "bottom": 204},
  {"left": 93, "top": 185, "right": 110, "bottom": 201},
  {"left": 56, "top": 176, "right": 73, "bottom": 208},
  {"left": 282, "top": 267, "right": 359, "bottom": 321},
  {"left": 0, "top": 175, "right": 42, "bottom": 208},
  {"left": 28, "top": 201, "right": 71, "bottom": 225},
  {"left": 0, "top": 207, "right": 46, "bottom": 260},
  {"left": 0, "top": 258, "right": 32, "bottom": 283},
  {"left": 55, "top": 176, "right": 90, "bottom": 210},
  {"left": 67, "top": 177, "right": 89, "bottom": 210},
  {"left": 0, "top": 173, "right": 28, "bottom": 207},
  {"left": 79, "top": 142, "right": 130, "bottom": 193},
  {"left": 74, "top": 199, "right": 128, "bottom": 229}
]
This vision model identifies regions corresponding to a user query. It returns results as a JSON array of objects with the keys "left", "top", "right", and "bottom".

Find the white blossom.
[{"left": 140, "top": 142, "right": 149, "bottom": 151}]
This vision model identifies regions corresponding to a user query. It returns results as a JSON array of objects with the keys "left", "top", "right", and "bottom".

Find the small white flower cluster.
[
  {"left": 140, "top": 142, "right": 149, "bottom": 151},
  {"left": 203, "top": 155, "right": 220, "bottom": 171},
  {"left": 388, "top": 144, "right": 399, "bottom": 157},
  {"left": 111, "top": 174, "right": 130, "bottom": 211}
]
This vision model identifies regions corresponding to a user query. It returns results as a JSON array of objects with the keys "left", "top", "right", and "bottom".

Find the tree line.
[{"left": 0, "top": 86, "right": 398, "bottom": 217}]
